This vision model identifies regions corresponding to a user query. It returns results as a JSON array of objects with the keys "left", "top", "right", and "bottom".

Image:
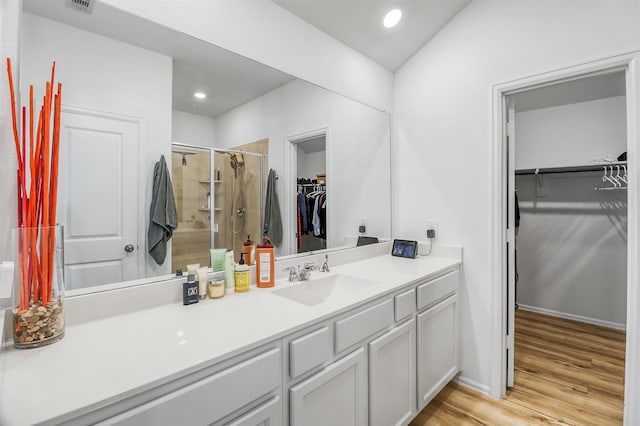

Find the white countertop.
[{"left": 0, "top": 252, "right": 460, "bottom": 425}]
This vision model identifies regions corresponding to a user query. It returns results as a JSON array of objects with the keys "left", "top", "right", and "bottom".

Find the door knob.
[{"left": 124, "top": 244, "right": 135, "bottom": 253}]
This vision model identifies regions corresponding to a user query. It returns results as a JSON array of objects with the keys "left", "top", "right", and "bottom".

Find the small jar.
[{"left": 208, "top": 280, "right": 225, "bottom": 299}]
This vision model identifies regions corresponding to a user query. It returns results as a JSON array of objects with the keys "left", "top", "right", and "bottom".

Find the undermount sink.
[{"left": 273, "top": 274, "right": 378, "bottom": 306}]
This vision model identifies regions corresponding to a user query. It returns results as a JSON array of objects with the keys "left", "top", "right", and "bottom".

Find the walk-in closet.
[
  {"left": 295, "top": 135, "right": 327, "bottom": 253},
  {"left": 509, "top": 70, "right": 627, "bottom": 420}
]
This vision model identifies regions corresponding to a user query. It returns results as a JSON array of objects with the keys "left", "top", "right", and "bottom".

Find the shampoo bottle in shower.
[
  {"left": 256, "top": 236, "right": 275, "bottom": 288},
  {"left": 234, "top": 253, "right": 250, "bottom": 293}
]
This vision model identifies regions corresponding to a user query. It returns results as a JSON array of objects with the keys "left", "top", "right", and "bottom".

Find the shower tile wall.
[{"left": 171, "top": 150, "right": 211, "bottom": 271}]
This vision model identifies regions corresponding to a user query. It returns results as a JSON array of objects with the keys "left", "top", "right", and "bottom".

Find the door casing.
[{"left": 490, "top": 51, "right": 640, "bottom": 425}]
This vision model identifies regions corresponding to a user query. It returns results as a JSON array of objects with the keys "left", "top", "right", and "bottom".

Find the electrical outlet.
[
  {"left": 359, "top": 217, "right": 368, "bottom": 234},
  {"left": 426, "top": 220, "right": 438, "bottom": 239}
]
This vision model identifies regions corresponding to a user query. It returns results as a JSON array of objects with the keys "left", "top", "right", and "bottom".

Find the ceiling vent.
[{"left": 65, "top": 0, "right": 95, "bottom": 14}]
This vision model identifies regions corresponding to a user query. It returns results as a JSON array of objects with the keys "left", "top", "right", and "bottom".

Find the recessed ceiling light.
[
  {"left": 194, "top": 92, "right": 206, "bottom": 99},
  {"left": 383, "top": 9, "right": 402, "bottom": 28}
]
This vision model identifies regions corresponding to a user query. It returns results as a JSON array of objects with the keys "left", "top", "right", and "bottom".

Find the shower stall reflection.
[
  {"left": 170, "top": 146, "right": 212, "bottom": 272},
  {"left": 170, "top": 143, "right": 265, "bottom": 272},
  {"left": 213, "top": 149, "right": 265, "bottom": 264}
]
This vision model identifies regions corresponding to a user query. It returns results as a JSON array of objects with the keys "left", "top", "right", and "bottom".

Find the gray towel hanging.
[{"left": 148, "top": 155, "right": 178, "bottom": 264}]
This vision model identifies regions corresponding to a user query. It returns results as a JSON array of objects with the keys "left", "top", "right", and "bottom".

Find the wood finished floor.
[{"left": 411, "top": 309, "right": 626, "bottom": 425}]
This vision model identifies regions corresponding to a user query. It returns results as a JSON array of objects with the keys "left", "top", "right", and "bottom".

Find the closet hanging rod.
[{"left": 515, "top": 161, "right": 627, "bottom": 176}]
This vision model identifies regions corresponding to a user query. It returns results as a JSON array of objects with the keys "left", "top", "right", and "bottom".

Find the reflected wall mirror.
[{"left": 20, "top": 0, "right": 391, "bottom": 293}]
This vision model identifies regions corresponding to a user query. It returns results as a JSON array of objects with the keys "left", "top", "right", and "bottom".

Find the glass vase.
[{"left": 12, "top": 225, "right": 65, "bottom": 349}]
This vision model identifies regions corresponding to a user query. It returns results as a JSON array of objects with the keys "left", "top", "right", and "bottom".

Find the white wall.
[
  {"left": 515, "top": 96, "right": 627, "bottom": 169},
  {"left": 100, "top": 0, "right": 393, "bottom": 113},
  {"left": 172, "top": 110, "right": 215, "bottom": 148},
  {"left": 215, "top": 79, "right": 390, "bottom": 255},
  {"left": 20, "top": 13, "right": 173, "bottom": 277},
  {"left": 393, "top": 0, "right": 640, "bottom": 396},
  {"left": 297, "top": 149, "right": 326, "bottom": 180},
  {"left": 0, "top": 0, "right": 20, "bottom": 266}
]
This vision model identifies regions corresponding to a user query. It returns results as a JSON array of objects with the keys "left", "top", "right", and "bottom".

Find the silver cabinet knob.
[{"left": 124, "top": 244, "right": 135, "bottom": 253}]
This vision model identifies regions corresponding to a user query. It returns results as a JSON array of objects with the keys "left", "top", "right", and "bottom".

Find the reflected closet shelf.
[{"left": 515, "top": 161, "right": 627, "bottom": 176}]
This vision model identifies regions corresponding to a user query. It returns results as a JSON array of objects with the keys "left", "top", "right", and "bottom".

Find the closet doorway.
[
  {"left": 493, "top": 55, "right": 639, "bottom": 422},
  {"left": 508, "top": 71, "right": 627, "bottom": 421},
  {"left": 286, "top": 130, "right": 328, "bottom": 255}
]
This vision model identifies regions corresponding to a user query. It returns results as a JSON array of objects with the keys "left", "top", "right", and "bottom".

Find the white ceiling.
[
  {"left": 272, "top": 0, "right": 471, "bottom": 71},
  {"left": 23, "top": 0, "right": 294, "bottom": 118}
]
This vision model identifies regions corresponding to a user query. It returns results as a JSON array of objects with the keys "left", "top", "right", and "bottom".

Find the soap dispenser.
[
  {"left": 234, "top": 252, "right": 250, "bottom": 293},
  {"left": 242, "top": 235, "right": 256, "bottom": 265}
]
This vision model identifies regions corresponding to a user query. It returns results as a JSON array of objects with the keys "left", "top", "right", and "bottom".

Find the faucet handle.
[
  {"left": 303, "top": 262, "right": 318, "bottom": 271},
  {"left": 321, "top": 254, "right": 330, "bottom": 272},
  {"left": 282, "top": 265, "right": 300, "bottom": 282}
]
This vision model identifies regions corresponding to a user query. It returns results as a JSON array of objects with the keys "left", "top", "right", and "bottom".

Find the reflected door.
[{"left": 58, "top": 109, "right": 141, "bottom": 290}]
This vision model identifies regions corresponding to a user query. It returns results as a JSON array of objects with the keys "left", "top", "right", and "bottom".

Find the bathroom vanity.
[{"left": 0, "top": 245, "right": 461, "bottom": 425}]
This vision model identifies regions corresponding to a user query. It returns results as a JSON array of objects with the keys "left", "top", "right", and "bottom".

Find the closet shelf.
[{"left": 515, "top": 161, "right": 627, "bottom": 176}]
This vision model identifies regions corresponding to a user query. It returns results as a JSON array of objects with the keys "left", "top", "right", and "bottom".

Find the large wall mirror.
[{"left": 20, "top": 0, "right": 391, "bottom": 293}]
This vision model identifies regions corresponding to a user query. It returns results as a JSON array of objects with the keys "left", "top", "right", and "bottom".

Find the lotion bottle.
[
  {"left": 256, "top": 236, "right": 275, "bottom": 288},
  {"left": 224, "top": 250, "right": 235, "bottom": 294},
  {"left": 234, "top": 252, "right": 250, "bottom": 293}
]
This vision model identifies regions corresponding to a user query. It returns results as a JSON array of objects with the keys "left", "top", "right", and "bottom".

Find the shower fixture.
[
  {"left": 226, "top": 152, "right": 245, "bottom": 177},
  {"left": 173, "top": 150, "right": 197, "bottom": 166}
]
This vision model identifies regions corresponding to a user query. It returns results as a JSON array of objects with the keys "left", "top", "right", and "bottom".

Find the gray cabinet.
[
  {"left": 416, "top": 294, "right": 460, "bottom": 410},
  {"left": 289, "top": 348, "right": 367, "bottom": 426},
  {"left": 369, "top": 318, "right": 416, "bottom": 426},
  {"left": 86, "top": 266, "right": 461, "bottom": 426},
  {"left": 99, "top": 347, "right": 281, "bottom": 426}
]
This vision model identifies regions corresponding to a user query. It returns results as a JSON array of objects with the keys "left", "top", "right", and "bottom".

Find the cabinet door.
[
  {"left": 417, "top": 294, "right": 459, "bottom": 410},
  {"left": 369, "top": 318, "right": 416, "bottom": 426},
  {"left": 290, "top": 348, "right": 367, "bottom": 426},
  {"left": 227, "top": 396, "right": 281, "bottom": 426}
]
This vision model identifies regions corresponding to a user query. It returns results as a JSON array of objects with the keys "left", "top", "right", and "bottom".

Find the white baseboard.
[
  {"left": 454, "top": 373, "right": 491, "bottom": 396},
  {"left": 518, "top": 304, "right": 626, "bottom": 331}
]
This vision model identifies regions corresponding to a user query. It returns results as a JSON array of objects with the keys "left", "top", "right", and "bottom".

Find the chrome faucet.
[
  {"left": 299, "top": 263, "right": 318, "bottom": 281},
  {"left": 283, "top": 261, "right": 325, "bottom": 282},
  {"left": 283, "top": 265, "right": 300, "bottom": 282}
]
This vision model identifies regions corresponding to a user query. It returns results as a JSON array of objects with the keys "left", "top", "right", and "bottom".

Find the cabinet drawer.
[
  {"left": 394, "top": 288, "right": 416, "bottom": 322},
  {"left": 101, "top": 348, "right": 281, "bottom": 426},
  {"left": 335, "top": 299, "right": 394, "bottom": 353},
  {"left": 417, "top": 270, "right": 458, "bottom": 311},
  {"left": 227, "top": 396, "right": 281, "bottom": 426},
  {"left": 290, "top": 326, "right": 331, "bottom": 379}
]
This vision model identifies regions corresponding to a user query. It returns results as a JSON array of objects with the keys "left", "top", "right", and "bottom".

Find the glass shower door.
[
  {"left": 170, "top": 145, "right": 212, "bottom": 272},
  {"left": 212, "top": 149, "right": 264, "bottom": 263}
]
